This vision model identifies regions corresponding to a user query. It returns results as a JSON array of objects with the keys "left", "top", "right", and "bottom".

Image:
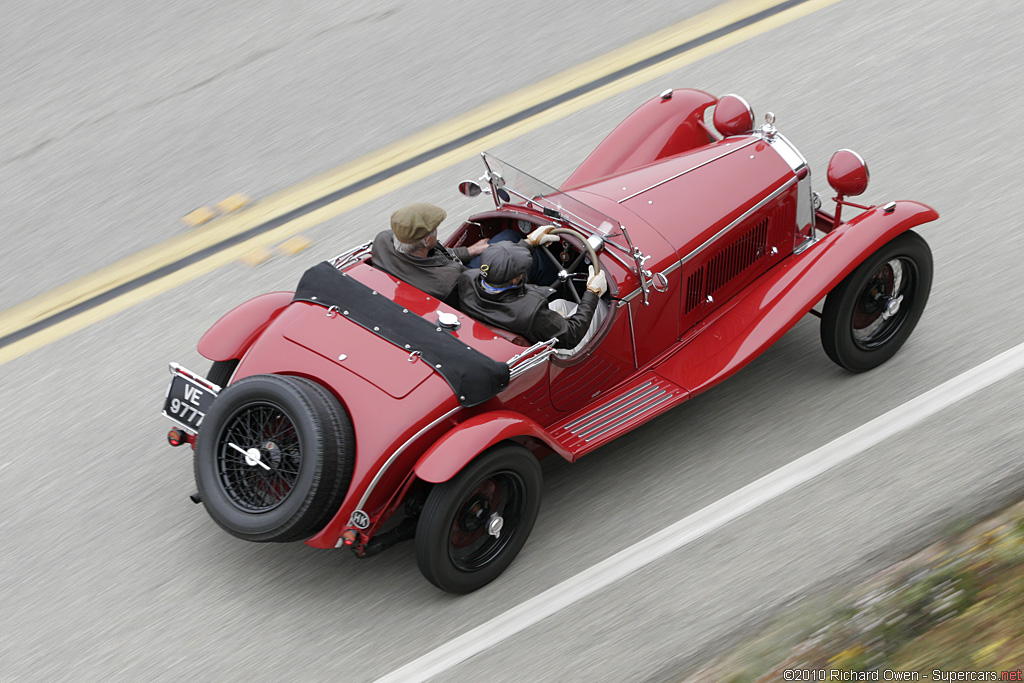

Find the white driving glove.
[
  {"left": 586, "top": 266, "right": 607, "bottom": 296},
  {"left": 525, "top": 225, "right": 560, "bottom": 247}
]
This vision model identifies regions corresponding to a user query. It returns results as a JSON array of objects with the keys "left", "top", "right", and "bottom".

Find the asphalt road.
[{"left": 2, "top": 0, "right": 1024, "bottom": 681}]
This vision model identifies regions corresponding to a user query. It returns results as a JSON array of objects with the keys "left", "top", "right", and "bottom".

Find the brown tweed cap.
[{"left": 390, "top": 203, "right": 447, "bottom": 244}]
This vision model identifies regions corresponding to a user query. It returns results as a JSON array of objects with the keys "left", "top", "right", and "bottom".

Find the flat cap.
[
  {"left": 390, "top": 203, "right": 447, "bottom": 244},
  {"left": 480, "top": 241, "right": 532, "bottom": 284}
]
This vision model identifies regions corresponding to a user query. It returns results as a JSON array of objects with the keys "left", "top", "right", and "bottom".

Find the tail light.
[{"left": 167, "top": 428, "right": 188, "bottom": 447}]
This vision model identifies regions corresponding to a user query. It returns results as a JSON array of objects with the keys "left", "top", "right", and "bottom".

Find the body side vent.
[
  {"left": 707, "top": 217, "right": 769, "bottom": 296},
  {"left": 684, "top": 266, "right": 704, "bottom": 314}
]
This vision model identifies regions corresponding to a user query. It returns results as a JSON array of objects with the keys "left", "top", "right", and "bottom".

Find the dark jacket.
[
  {"left": 370, "top": 231, "right": 471, "bottom": 306},
  {"left": 457, "top": 269, "right": 600, "bottom": 349}
]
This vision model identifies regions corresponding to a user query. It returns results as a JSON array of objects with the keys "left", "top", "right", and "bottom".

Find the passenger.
[
  {"left": 371, "top": 203, "right": 488, "bottom": 307},
  {"left": 457, "top": 229, "right": 608, "bottom": 350}
]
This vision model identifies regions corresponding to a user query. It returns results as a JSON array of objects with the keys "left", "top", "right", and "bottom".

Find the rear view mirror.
[{"left": 458, "top": 181, "right": 483, "bottom": 198}]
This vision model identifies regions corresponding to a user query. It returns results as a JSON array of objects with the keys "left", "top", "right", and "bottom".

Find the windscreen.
[{"left": 483, "top": 153, "right": 623, "bottom": 243}]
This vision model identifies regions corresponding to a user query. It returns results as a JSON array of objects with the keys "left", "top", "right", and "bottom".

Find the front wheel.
[
  {"left": 820, "top": 230, "right": 933, "bottom": 372},
  {"left": 415, "top": 444, "right": 542, "bottom": 593}
]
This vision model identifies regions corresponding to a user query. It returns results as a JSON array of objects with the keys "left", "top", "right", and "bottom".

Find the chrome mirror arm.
[
  {"left": 619, "top": 227, "right": 654, "bottom": 305},
  {"left": 480, "top": 153, "right": 503, "bottom": 209}
]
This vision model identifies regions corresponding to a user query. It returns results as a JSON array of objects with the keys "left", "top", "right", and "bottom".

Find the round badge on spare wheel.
[
  {"left": 712, "top": 94, "right": 755, "bottom": 137},
  {"left": 194, "top": 374, "right": 354, "bottom": 543},
  {"left": 827, "top": 149, "right": 870, "bottom": 196}
]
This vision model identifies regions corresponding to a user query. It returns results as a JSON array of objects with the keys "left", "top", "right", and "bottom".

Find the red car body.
[{"left": 167, "top": 89, "right": 938, "bottom": 591}]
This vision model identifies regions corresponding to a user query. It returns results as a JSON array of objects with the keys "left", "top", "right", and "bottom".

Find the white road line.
[{"left": 376, "top": 341, "right": 1024, "bottom": 683}]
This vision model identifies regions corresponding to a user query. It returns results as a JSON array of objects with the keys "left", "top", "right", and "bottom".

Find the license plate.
[{"left": 162, "top": 363, "right": 221, "bottom": 433}]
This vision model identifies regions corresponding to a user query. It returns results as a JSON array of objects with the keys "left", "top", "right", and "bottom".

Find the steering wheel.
[{"left": 536, "top": 226, "right": 601, "bottom": 304}]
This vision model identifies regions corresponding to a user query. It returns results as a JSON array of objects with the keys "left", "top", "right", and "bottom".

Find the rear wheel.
[
  {"left": 416, "top": 444, "right": 542, "bottom": 593},
  {"left": 820, "top": 230, "right": 932, "bottom": 372},
  {"left": 194, "top": 374, "right": 353, "bottom": 542}
]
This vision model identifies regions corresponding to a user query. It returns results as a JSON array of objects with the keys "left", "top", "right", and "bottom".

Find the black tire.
[
  {"left": 416, "top": 444, "right": 542, "bottom": 594},
  {"left": 194, "top": 374, "right": 353, "bottom": 543},
  {"left": 207, "top": 359, "right": 239, "bottom": 388},
  {"left": 821, "top": 230, "right": 932, "bottom": 372},
  {"left": 280, "top": 377, "right": 355, "bottom": 542}
]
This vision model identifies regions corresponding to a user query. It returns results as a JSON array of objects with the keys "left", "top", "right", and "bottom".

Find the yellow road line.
[{"left": 0, "top": 0, "right": 842, "bottom": 368}]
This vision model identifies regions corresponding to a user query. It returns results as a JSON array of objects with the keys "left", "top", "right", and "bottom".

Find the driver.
[
  {"left": 457, "top": 228, "right": 607, "bottom": 350},
  {"left": 371, "top": 203, "right": 488, "bottom": 306}
]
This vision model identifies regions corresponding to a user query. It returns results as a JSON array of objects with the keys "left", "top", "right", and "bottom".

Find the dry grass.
[{"left": 685, "top": 504, "right": 1024, "bottom": 681}]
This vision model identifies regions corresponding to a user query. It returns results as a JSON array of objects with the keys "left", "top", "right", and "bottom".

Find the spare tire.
[{"left": 194, "top": 374, "right": 354, "bottom": 543}]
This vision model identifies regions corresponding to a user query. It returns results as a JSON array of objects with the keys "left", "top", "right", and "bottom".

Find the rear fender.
[
  {"left": 197, "top": 291, "right": 294, "bottom": 362},
  {"left": 562, "top": 88, "right": 717, "bottom": 188},
  {"left": 662, "top": 200, "right": 939, "bottom": 393},
  {"left": 414, "top": 411, "right": 570, "bottom": 484}
]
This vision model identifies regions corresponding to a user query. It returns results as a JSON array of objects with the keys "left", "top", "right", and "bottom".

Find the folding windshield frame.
[
  {"left": 480, "top": 153, "right": 631, "bottom": 250},
  {"left": 477, "top": 153, "right": 672, "bottom": 304}
]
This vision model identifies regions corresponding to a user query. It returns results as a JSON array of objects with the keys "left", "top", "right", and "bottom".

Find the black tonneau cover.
[{"left": 293, "top": 262, "right": 510, "bottom": 407}]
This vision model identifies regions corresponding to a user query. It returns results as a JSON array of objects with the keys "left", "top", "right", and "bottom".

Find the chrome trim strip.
[
  {"left": 617, "top": 138, "right": 758, "bottom": 203},
  {"left": 728, "top": 94, "right": 754, "bottom": 123},
  {"left": 768, "top": 133, "right": 808, "bottom": 174},
  {"left": 167, "top": 361, "right": 222, "bottom": 392},
  {"left": 574, "top": 387, "right": 665, "bottom": 438},
  {"left": 572, "top": 386, "right": 662, "bottom": 435},
  {"left": 508, "top": 352, "right": 553, "bottom": 380},
  {"left": 507, "top": 338, "right": 557, "bottom": 380},
  {"left": 678, "top": 176, "right": 798, "bottom": 268},
  {"left": 616, "top": 290, "right": 642, "bottom": 307},
  {"left": 330, "top": 241, "right": 373, "bottom": 270},
  {"left": 564, "top": 382, "right": 653, "bottom": 431},
  {"left": 583, "top": 392, "right": 669, "bottom": 441},
  {"left": 794, "top": 233, "right": 822, "bottom": 255},
  {"left": 660, "top": 259, "right": 682, "bottom": 276},
  {"left": 584, "top": 393, "right": 674, "bottom": 441},
  {"left": 507, "top": 338, "right": 556, "bottom": 367},
  {"left": 794, "top": 168, "right": 814, "bottom": 250},
  {"left": 354, "top": 405, "right": 461, "bottom": 511},
  {"left": 626, "top": 299, "right": 638, "bottom": 368}
]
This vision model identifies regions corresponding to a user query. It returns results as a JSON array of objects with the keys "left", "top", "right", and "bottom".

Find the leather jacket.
[
  {"left": 457, "top": 269, "right": 599, "bottom": 349},
  {"left": 370, "top": 231, "right": 471, "bottom": 306}
]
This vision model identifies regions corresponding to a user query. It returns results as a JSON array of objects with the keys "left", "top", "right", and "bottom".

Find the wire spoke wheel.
[
  {"left": 195, "top": 375, "right": 354, "bottom": 543},
  {"left": 217, "top": 402, "right": 301, "bottom": 512}
]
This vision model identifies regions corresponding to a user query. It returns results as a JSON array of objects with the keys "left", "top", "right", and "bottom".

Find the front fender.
[
  {"left": 562, "top": 88, "right": 717, "bottom": 189},
  {"left": 414, "top": 411, "right": 570, "bottom": 484},
  {"left": 197, "top": 291, "right": 294, "bottom": 362},
  {"left": 660, "top": 200, "right": 939, "bottom": 393}
]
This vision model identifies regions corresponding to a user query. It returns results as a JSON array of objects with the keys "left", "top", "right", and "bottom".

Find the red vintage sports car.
[{"left": 162, "top": 89, "right": 936, "bottom": 593}]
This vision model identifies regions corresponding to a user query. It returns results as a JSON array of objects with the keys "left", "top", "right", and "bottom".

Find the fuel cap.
[{"left": 437, "top": 312, "right": 460, "bottom": 330}]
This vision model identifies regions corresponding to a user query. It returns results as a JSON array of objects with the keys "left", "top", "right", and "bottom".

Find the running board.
[{"left": 551, "top": 373, "right": 688, "bottom": 456}]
